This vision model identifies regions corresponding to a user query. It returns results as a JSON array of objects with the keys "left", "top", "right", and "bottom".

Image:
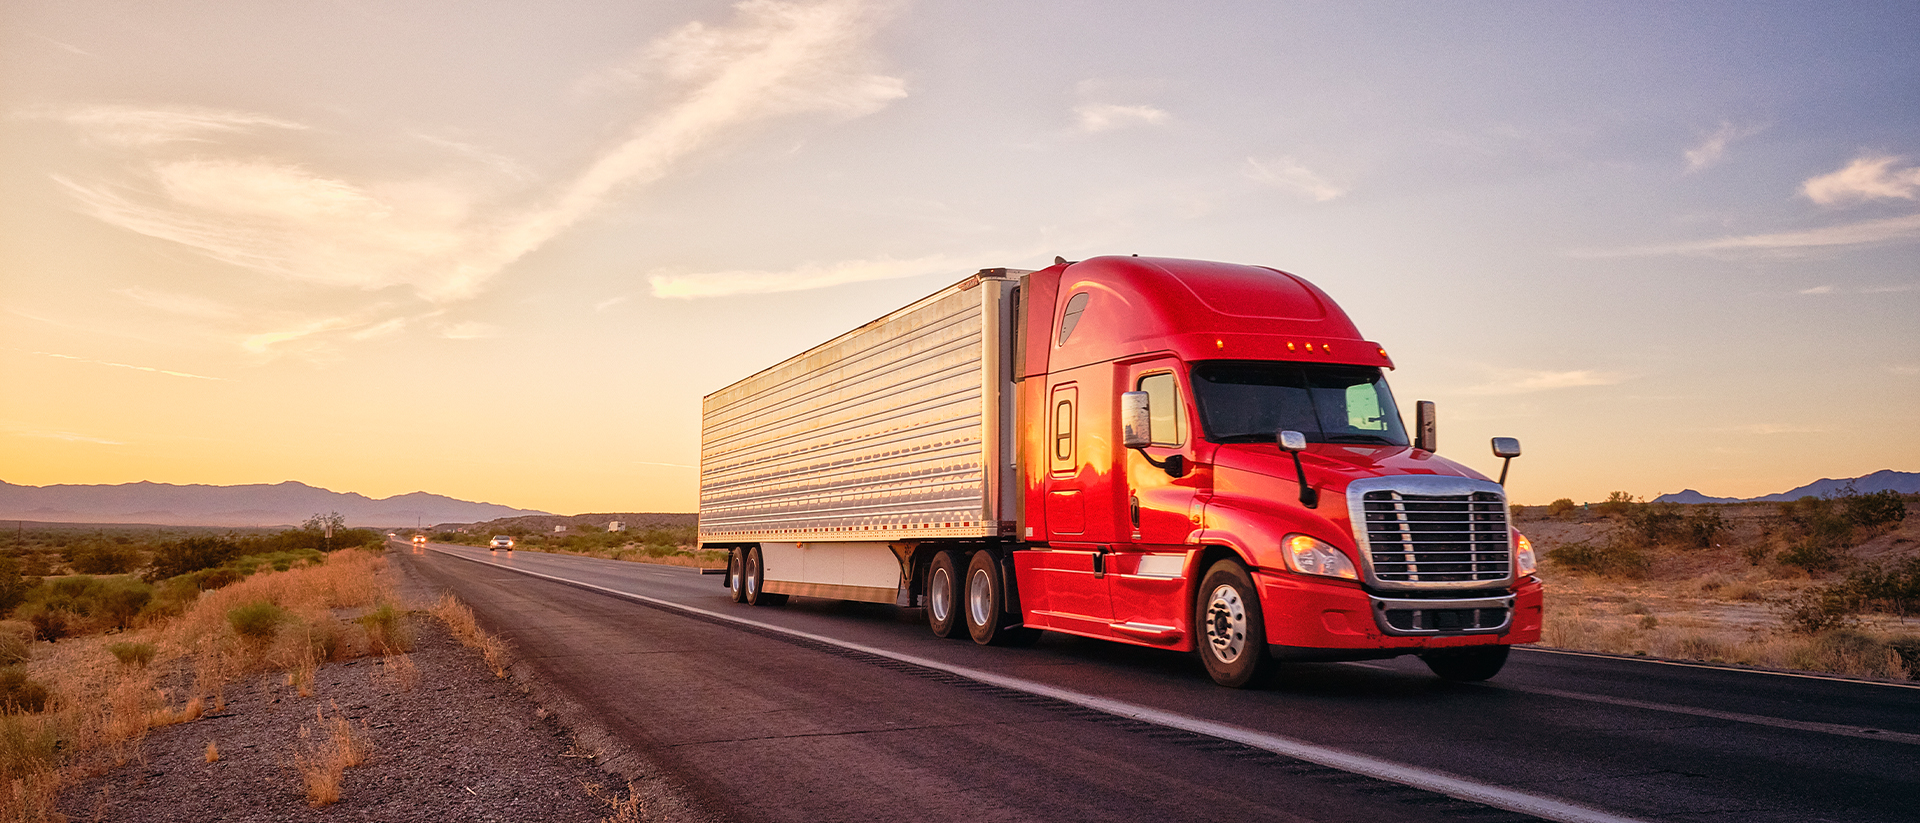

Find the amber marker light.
[{"left": 1216, "top": 338, "right": 1225, "bottom": 350}]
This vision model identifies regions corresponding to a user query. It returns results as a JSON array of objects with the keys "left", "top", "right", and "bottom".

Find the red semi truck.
[{"left": 700, "top": 256, "right": 1541, "bottom": 686}]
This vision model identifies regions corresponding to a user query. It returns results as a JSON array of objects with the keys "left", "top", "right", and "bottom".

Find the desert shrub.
[
  {"left": 24, "top": 609, "right": 68, "bottom": 643},
  {"left": 1621, "top": 501, "right": 1684, "bottom": 547},
  {"left": 1844, "top": 490, "right": 1907, "bottom": 530},
  {"left": 1888, "top": 636, "right": 1920, "bottom": 678},
  {"left": 67, "top": 542, "right": 143, "bottom": 575},
  {"left": 1680, "top": 507, "right": 1726, "bottom": 549},
  {"left": 1829, "top": 557, "right": 1920, "bottom": 617},
  {"left": 1596, "top": 491, "right": 1636, "bottom": 517},
  {"left": 108, "top": 641, "right": 156, "bottom": 667},
  {"left": 1547, "top": 498, "right": 1577, "bottom": 518},
  {"left": 357, "top": 603, "right": 413, "bottom": 654},
  {"left": 146, "top": 535, "right": 238, "bottom": 582},
  {"left": 1779, "top": 539, "right": 1838, "bottom": 571},
  {"left": 0, "top": 668, "right": 49, "bottom": 713},
  {"left": 0, "top": 556, "right": 31, "bottom": 617},
  {"left": 1549, "top": 536, "right": 1650, "bottom": 578},
  {"left": 0, "top": 625, "right": 28, "bottom": 667},
  {"left": 1779, "top": 587, "right": 1862, "bottom": 633},
  {"left": 227, "top": 600, "right": 290, "bottom": 641}
]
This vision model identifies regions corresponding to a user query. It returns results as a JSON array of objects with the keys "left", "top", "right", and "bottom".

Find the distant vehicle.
[
  {"left": 411, "top": 534, "right": 428, "bottom": 546},
  {"left": 489, "top": 535, "right": 515, "bottom": 551}
]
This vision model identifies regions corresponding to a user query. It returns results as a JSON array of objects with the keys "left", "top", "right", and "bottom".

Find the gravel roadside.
[{"left": 58, "top": 550, "right": 715, "bottom": 823}]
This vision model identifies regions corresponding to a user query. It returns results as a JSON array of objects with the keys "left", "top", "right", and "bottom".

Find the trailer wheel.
[
  {"left": 1421, "top": 645, "right": 1509, "bottom": 682},
  {"left": 727, "top": 550, "right": 746, "bottom": 603},
  {"left": 926, "top": 550, "right": 964, "bottom": 638},
  {"left": 743, "top": 546, "right": 787, "bottom": 607},
  {"left": 964, "top": 550, "right": 1039, "bottom": 646},
  {"left": 1195, "top": 560, "right": 1273, "bottom": 688}
]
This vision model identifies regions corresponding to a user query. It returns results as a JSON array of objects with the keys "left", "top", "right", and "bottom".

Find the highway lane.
[{"left": 399, "top": 542, "right": 1918, "bottom": 823}]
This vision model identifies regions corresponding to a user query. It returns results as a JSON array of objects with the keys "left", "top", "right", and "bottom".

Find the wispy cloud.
[
  {"left": 1073, "top": 103, "right": 1169, "bottom": 133},
  {"left": 650, "top": 253, "right": 975, "bottom": 298},
  {"left": 1571, "top": 213, "right": 1920, "bottom": 258},
  {"left": 28, "top": 350, "right": 224, "bottom": 380},
  {"left": 47, "top": 0, "right": 906, "bottom": 350},
  {"left": 48, "top": 104, "right": 306, "bottom": 147},
  {"left": 1459, "top": 368, "right": 1626, "bottom": 395},
  {"left": 1244, "top": 157, "right": 1345, "bottom": 202},
  {"left": 1713, "top": 423, "right": 1824, "bottom": 435},
  {"left": 1684, "top": 121, "right": 1763, "bottom": 173},
  {"left": 1802, "top": 155, "right": 1920, "bottom": 205}
]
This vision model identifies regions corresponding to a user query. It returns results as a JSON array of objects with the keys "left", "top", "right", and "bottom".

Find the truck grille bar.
[{"left": 1345, "top": 476, "right": 1512, "bottom": 590}]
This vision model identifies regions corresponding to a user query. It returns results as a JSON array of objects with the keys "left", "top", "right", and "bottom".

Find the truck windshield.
[{"left": 1190, "top": 361, "right": 1409, "bottom": 446}]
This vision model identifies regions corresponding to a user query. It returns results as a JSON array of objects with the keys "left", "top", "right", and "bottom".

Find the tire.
[
  {"left": 743, "top": 546, "right": 788, "bottom": 607},
  {"left": 727, "top": 550, "right": 747, "bottom": 603},
  {"left": 1195, "top": 559, "right": 1273, "bottom": 688},
  {"left": 1422, "top": 645, "right": 1510, "bottom": 682},
  {"left": 964, "top": 550, "right": 1036, "bottom": 646},
  {"left": 926, "top": 550, "right": 964, "bottom": 638}
]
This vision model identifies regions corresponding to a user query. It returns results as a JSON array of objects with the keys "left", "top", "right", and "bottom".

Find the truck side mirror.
[
  {"left": 1120, "top": 391, "right": 1151, "bottom": 449},
  {"left": 1414, "top": 400, "right": 1437, "bottom": 453},
  {"left": 1491, "top": 437, "right": 1521, "bottom": 486},
  {"left": 1276, "top": 430, "right": 1318, "bottom": 508},
  {"left": 1120, "top": 390, "right": 1185, "bottom": 477}
]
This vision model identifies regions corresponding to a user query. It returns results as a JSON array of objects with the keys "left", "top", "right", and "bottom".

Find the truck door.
[
  {"left": 1026, "top": 382, "right": 1112, "bottom": 629},
  {"left": 1111, "top": 360, "right": 1200, "bottom": 633}
]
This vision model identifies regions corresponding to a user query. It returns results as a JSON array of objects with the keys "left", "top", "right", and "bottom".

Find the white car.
[{"left": 489, "top": 535, "right": 515, "bottom": 551}]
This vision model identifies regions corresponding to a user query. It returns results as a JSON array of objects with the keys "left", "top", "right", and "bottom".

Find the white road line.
[{"left": 427, "top": 547, "right": 1648, "bottom": 823}]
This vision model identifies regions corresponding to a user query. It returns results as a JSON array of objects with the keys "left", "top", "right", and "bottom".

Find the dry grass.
[
  {"left": 587, "top": 781, "right": 648, "bottom": 823},
  {"left": 204, "top": 740, "right": 219, "bottom": 763},
  {"left": 294, "top": 703, "right": 371, "bottom": 807},
  {"left": 0, "top": 548, "right": 407, "bottom": 820},
  {"left": 431, "top": 594, "right": 510, "bottom": 678}
]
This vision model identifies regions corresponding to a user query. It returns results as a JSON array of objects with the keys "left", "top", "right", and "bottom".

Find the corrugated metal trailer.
[{"left": 699, "top": 269, "right": 1024, "bottom": 603}]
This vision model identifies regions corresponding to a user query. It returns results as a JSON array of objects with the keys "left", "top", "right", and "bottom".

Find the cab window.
[{"left": 1136, "top": 372, "right": 1187, "bottom": 447}]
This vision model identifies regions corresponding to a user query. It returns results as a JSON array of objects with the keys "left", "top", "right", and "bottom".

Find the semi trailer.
[{"left": 699, "top": 255, "right": 1541, "bottom": 687}]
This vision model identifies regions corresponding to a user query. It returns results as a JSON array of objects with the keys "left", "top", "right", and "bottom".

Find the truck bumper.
[{"left": 1254, "top": 569, "right": 1543, "bottom": 660}]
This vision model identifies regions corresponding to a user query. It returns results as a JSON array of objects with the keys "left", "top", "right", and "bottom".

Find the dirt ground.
[{"left": 56, "top": 553, "right": 710, "bottom": 823}]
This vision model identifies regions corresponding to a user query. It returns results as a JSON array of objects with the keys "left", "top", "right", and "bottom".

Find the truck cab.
[{"left": 1011, "top": 256, "right": 1540, "bottom": 684}]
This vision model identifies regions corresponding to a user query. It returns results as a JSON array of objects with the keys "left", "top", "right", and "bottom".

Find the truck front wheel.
[
  {"left": 1196, "top": 560, "right": 1274, "bottom": 688},
  {"left": 926, "top": 550, "right": 964, "bottom": 638},
  {"left": 743, "top": 546, "right": 787, "bottom": 607},
  {"left": 1421, "top": 645, "right": 1509, "bottom": 682}
]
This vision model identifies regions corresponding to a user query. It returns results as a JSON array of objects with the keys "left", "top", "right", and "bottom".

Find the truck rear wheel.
[
  {"left": 1422, "top": 645, "right": 1509, "bottom": 681},
  {"left": 1196, "top": 560, "right": 1273, "bottom": 688},
  {"left": 926, "top": 550, "right": 964, "bottom": 638},
  {"left": 727, "top": 550, "right": 746, "bottom": 603},
  {"left": 964, "top": 550, "right": 1039, "bottom": 646},
  {"left": 743, "top": 546, "right": 787, "bottom": 607}
]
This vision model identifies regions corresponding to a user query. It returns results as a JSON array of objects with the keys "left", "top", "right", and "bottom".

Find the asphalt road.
[{"left": 397, "top": 543, "right": 1918, "bottom": 823}]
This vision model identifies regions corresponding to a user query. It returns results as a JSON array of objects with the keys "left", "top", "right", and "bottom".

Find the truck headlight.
[
  {"left": 1283, "top": 534, "right": 1357, "bottom": 580},
  {"left": 1514, "top": 531, "right": 1537, "bottom": 577}
]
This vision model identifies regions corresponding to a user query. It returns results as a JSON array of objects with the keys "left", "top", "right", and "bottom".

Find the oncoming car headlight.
[
  {"left": 1514, "top": 530, "right": 1537, "bottom": 577},
  {"left": 1282, "top": 534, "right": 1357, "bottom": 580}
]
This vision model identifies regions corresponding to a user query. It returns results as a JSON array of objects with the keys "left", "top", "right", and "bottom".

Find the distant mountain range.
[
  {"left": 1655, "top": 470, "right": 1920, "bottom": 505},
  {"left": 0, "top": 480, "right": 550, "bottom": 528}
]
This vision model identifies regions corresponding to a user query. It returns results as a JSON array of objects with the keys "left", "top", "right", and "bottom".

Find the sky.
[{"left": 2, "top": 0, "right": 1917, "bottom": 514}]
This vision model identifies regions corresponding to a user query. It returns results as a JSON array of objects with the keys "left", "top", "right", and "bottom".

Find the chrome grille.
[{"left": 1356, "top": 484, "right": 1510, "bottom": 587}]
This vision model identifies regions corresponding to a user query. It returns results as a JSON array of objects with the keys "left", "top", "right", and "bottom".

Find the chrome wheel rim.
[
  {"left": 929, "top": 565, "right": 954, "bottom": 623},
  {"left": 745, "top": 554, "right": 759, "bottom": 598},
  {"left": 968, "top": 567, "right": 993, "bottom": 627},
  {"left": 1204, "top": 584, "right": 1247, "bottom": 664}
]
